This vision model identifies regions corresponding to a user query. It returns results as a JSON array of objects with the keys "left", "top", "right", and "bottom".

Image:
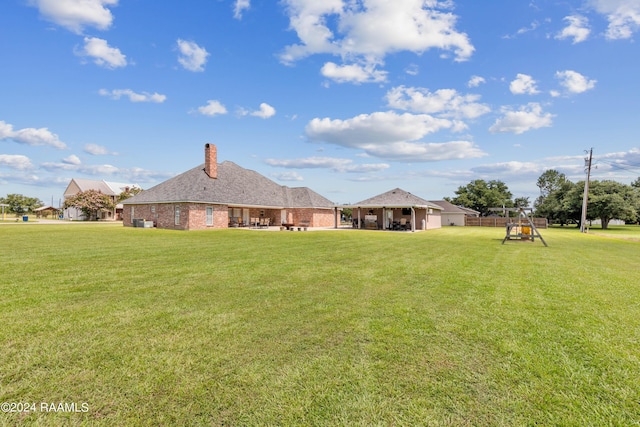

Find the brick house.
[{"left": 121, "top": 144, "right": 337, "bottom": 230}]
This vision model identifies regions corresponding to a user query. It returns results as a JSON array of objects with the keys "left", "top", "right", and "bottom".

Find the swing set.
[{"left": 492, "top": 207, "right": 548, "bottom": 247}]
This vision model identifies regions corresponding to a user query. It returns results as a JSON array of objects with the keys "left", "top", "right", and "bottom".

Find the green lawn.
[{"left": 1, "top": 224, "right": 639, "bottom": 426}]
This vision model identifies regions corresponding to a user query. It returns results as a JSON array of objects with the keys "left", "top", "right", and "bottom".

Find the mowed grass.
[{"left": 1, "top": 224, "right": 639, "bottom": 426}]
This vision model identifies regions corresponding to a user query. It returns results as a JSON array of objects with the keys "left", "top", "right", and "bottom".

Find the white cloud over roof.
[
  {"left": 250, "top": 103, "right": 276, "bottom": 119},
  {"left": 196, "top": 100, "right": 228, "bottom": 117},
  {"left": 265, "top": 156, "right": 389, "bottom": 173}
]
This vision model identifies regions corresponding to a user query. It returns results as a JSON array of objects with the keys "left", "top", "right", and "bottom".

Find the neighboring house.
[
  {"left": 121, "top": 144, "right": 337, "bottom": 230},
  {"left": 344, "top": 188, "right": 442, "bottom": 232},
  {"left": 430, "top": 200, "right": 479, "bottom": 226},
  {"left": 63, "top": 179, "right": 140, "bottom": 220}
]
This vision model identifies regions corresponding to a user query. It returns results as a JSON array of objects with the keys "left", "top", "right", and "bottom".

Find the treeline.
[
  {"left": 445, "top": 171, "right": 640, "bottom": 229},
  {"left": 533, "top": 170, "right": 639, "bottom": 229},
  {"left": 0, "top": 194, "right": 43, "bottom": 216}
]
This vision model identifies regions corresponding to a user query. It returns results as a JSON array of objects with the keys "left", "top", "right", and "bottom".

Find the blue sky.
[{"left": 1, "top": 0, "right": 640, "bottom": 206}]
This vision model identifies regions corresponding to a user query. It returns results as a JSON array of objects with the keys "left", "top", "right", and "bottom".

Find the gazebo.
[
  {"left": 34, "top": 205, "right": 61, "bottom": 219},
  {"left": 342, "top": 188, "right": 442, "bottom": 232}
]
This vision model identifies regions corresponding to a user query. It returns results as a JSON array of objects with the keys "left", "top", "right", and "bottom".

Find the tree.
[
  {"left": 536, "top": 169, "right": 567, "bottom": 198},
  {"left": 534, "top": 170, "right": 580, "bottom": 226},
  {"left": 448, "top": 179, "right": 513, "bottom": 216},
  {"left": 587, "top": 180, "right": 639, "bottom": 229},
  {"left": 117, "top": 187, "right": 143, "bottom": 203},
  {"left": 0, "top": 194, "right": 43, "bottom": 216},
  {"left": 63, "top": 190, "right": 115, "bottom": 221},
  {"left": 514, "top": 196, "right": 530, "bottom": 209}
]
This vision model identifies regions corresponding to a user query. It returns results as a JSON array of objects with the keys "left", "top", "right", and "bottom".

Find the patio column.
[{"left": 411, "top": 207, "right": 416, "bottom": 232}]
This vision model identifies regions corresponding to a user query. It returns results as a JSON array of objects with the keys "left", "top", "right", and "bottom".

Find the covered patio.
[{"left": 341, "top": 188, "right": 442, "bottom": 232}]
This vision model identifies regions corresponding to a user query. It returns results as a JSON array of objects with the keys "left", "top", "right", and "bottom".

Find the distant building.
[
  {"left": 63, "top": 179, "right": 140, "bottom": 220},
  {"left": 430, "top": 200, "right": 479, "bottom": 226}
]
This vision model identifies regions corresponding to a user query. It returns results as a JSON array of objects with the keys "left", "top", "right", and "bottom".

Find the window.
[
  {"left": 206, "top": 207, "right": 213, "bottom": 226},
  {"left": 174, "top": 206, "right": 180, "bottom": 225}
]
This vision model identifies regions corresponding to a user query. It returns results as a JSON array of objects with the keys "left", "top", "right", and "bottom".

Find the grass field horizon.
[{"left": 1, "top": 224, "right": 639, "bottom": 425}]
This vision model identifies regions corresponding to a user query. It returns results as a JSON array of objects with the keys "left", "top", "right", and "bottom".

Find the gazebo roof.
[{"left": 347, "top": 188, "right": 442, "bottom": 210}]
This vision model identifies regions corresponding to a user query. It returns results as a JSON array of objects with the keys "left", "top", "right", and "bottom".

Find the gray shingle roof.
[
  {"left": 122, "top": 161, "right": 334, "bottom": 209},
  {"left": 430, "top": 200, "right": 479, "bottom": 214},
  {"left": 351, "top": 188, "right": 442, "bottom": 209}
]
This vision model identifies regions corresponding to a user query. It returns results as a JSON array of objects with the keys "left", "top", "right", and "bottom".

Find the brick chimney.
[{"left": 204, "top": 143, "right": 217, "bottom": 179}]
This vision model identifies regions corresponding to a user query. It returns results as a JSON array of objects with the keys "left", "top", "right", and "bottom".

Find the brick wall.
[
  {"left": 124, "top": 203, "right": 229, "bottom": 230},
  {"left": 124, "top": 203, "right": 336, "bottom": 230}
]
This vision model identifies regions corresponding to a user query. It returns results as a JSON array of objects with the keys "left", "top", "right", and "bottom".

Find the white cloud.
[
  {"left": 0, "top": 120, "right": 67, "bottom": 149},
  {"left": 467, "top": 75, "right": 486, "bottom": 88},
  {"left": 405, "top": 64, "right": 419, "bottom": 76},
  {"left": 471, "top": 161, "right": 542, "bottom": 176},
  {"left": 78, "top": 37, "right": 127, "bottom": 69},
  {"left": 265, "top": 156, "right": 389, "bottom": 173},
  {"left": 272, "top": 171, "right": 304, "bottom": 181},
  {"left": 588, "top": 0, "right": 640, "bottom": 40},
  {"left": 99, "top": 89, "right": 166, "bottom": 103},
  {"left": 177, "top": 39, "right": 209, "bottom": 72},
  {"left": 489, "top": 103, "right": 554, "bottom": 134},
  {"left": 0, "top": 154, "right": 33, "bottom": 170},
  {"left": 234, "top": 0, "right": 250, "bottom": 19},
  {"left": 196, "top": 100, "right": 228, "bottom": 117},
  {"left": 359, "top": 140, "right": 487, "bottom": 162},
  {"left": 386, "top": 86, "right": 490, "bottom": 119},
  {"left": 555, "top": 70, "right": 597, "bottom": 94},
  {"left": 62, "top": 154, "right": 81, "bottom": 165},
  {"left": 30, "top": 0, "right": 117, "bottom": 33},
  {"left": 305, "top": 111, "right": 486, "bottom": 161},
  {"left": 556, "top": 15, "right": 590, "bottom": 43},
  {"left": 280, "top": 0, "right": 473, "bottom": 81},
  {"left": 84, "top": 143, "right": 117, "bottom": 155},
  {"left": 321, "top": 62, "right": 388, "bottom": 84},
  {"left": 40, "top": 161, "right": 172, "bottom": 183},
  {"left": 509, "top": 74, "right": 539, "bottom": 95},
  {"left": 307, "top": 111, "right": 453, "bottom": 146},
  {"left": 250, "top": 103, "right": 276, "bottom": 119}
]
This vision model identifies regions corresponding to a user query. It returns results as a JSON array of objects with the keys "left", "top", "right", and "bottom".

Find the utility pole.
[{"left": 580, "top": 148, "right": 593, "bottom": 233}]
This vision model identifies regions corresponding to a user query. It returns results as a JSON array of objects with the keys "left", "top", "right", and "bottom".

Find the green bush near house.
[{"left": 1, "top": 224, "right": 639, "bottom": 425}]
